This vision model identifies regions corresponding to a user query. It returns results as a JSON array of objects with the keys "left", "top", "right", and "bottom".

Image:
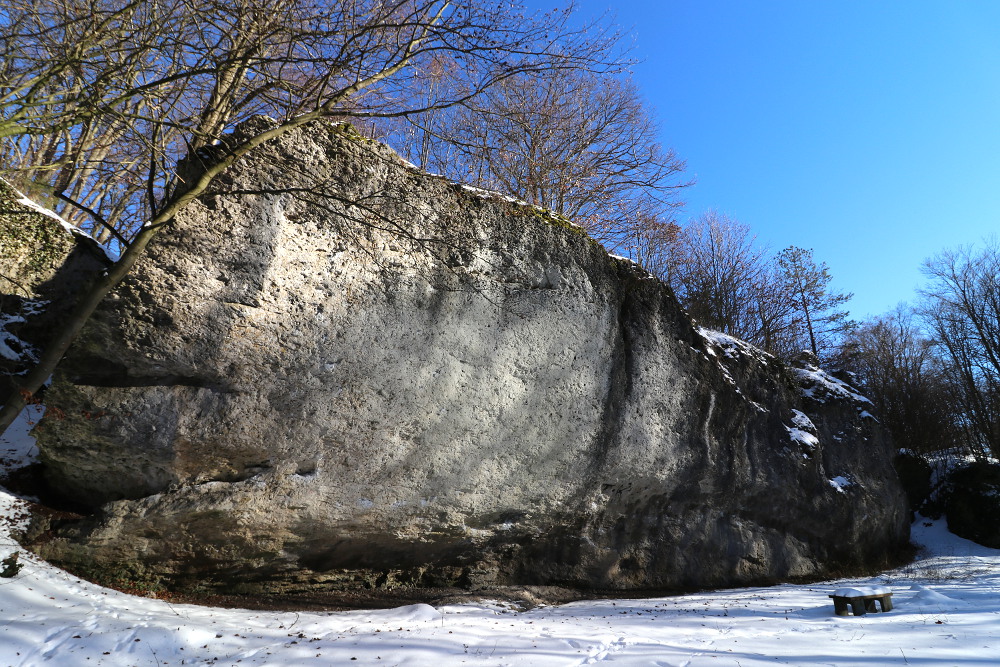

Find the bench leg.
[
  {"left": 879, "top": 596, "right": 893, "bottom": 612},
  {"left": 833, "top": 598, "right": 849, "bottom": 616},
  {"left": 850, "top": 599, "right": 867, "bottom": 616}
]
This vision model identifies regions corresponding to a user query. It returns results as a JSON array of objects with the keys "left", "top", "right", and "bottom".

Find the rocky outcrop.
[
  {"left": 945, "top": 462, "right": 1000, "bottom": 548},
  {"left": 0, "top": 179, "right": 109, "bottom": 404},
  {"left": 23, "top": 120, "right": 909, "bottom": 594}
]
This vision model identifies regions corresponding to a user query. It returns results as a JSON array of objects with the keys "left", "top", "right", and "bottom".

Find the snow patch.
[
  {"left": 2, "top": 177, "right": 111, "bottom": 259},
  {"left": 0, "top": 405, "right": 43, "bottom": 472},
  {"left": 0, "top": 300, "right": 49, "bottom": 362},
  {"left": 0, "top": 322, "right": 28, "bottom": 362},
  {"left": 788, "top": 427, "right": 819, "bottom": 450},
  {"left": 457, "top": 183, "right": 540, "bottom": 209},
  {"left": 794, "top": 364, "right": 872, "bottom": 405},
  {"left": 608, "top": 253, "right": 640, "bottom": 265},
  {"left": 829, "top": 475, "right": 853, "bottom": 492},
  {"left": 786, "top": 409, "right": 819, "bottom": 450},
  {"left": 12, "top": 193, "right": 78, "bottom": 237},
  {"left": 831, "top": 585, "right": 891, "bottom": 597},
  {"left": 697, "top": 327, "right": 775, "bottom": 365},
  {"left": 789, "top": 409, "right": 815, "bottom": 432}
]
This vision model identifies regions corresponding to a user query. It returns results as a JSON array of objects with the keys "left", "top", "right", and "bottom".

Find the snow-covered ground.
[{"left": 1, "top": 409, "right": 998, "bottom": 666}]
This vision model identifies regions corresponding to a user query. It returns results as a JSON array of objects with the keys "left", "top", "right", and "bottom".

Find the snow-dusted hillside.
[{"left": 1, "top": 409, "right": 997, "bottom": 666}]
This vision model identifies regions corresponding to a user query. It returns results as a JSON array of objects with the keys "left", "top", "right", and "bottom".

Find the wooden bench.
[{"left": 829, "top": 586, "right": 893, "bottom": 616}]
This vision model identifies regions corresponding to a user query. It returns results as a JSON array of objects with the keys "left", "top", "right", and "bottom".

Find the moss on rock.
[{"left": 0, "top": 179, "right": 77, "bottom": 294}]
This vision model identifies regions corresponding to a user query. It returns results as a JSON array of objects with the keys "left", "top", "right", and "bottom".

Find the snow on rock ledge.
[
  {"left": 0, "top": 179, "right": 110, "bottom": 399},
  {"left": 21, "top": 120, "right": 909, "bottom": 596}
]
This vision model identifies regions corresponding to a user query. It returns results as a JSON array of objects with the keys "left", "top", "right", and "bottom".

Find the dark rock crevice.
[{"left": 68, "top": 374, "right": 224, "bottom": 390}]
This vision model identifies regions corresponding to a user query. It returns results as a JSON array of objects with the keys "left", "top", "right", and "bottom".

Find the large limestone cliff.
[{"left": 21, "top": 119, "right": 908, "bottom": 594}]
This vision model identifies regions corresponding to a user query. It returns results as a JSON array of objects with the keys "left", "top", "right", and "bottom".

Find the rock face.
[
  {"left": 26, "top": 120, "right": 909, "bottom": 594},
  {"left": 945, "top": 462, "right": 1000, "bottom": 549},
  {"left": 0, "top": 178, "right": 109, "bottom": 404}
]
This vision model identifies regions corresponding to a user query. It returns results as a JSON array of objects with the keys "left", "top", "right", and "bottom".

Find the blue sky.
[{"left": 523, "top": 0, "right": 1000, "bottom": 319}]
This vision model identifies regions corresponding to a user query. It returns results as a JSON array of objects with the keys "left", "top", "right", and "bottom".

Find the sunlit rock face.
[{"left": 25, "top": 120, "right": 908, "bottom": 594}]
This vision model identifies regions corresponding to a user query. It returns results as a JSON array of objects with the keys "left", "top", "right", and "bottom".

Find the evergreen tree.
[{"left": 777, "top": 246, "right": 853, "bottom": 360}]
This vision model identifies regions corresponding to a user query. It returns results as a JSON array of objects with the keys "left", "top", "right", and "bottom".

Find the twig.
[{"left": 146, "top": 641, "right": 161, "bottom": 667}]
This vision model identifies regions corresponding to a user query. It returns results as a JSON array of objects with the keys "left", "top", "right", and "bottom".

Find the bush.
[{"left": 1, "top": 552, "right": 21, "bottom": 578}]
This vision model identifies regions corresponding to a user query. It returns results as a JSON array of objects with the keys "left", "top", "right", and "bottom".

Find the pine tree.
[{"left": 777, "top": 246, "right": 853, "bottom": 360}]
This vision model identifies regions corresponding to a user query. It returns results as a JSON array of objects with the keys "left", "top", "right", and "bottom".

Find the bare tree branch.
[{"left": 0, "top": 0, "right": 630, "bottom": 434}]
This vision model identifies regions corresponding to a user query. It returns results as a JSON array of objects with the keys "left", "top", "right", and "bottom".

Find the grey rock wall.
[
  {"left": 24, "top": 121, "right": 908, "bottom": 594},
  {"left": 1, "top": 178, "right": 109, "bottom": 403}
]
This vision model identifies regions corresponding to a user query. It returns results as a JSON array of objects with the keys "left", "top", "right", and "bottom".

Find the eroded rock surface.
[
  {"left": 1, "top": 179, "right": 109, "bottom": 404},
  {"left": 24, "top": 121, "right": 908, "bottom": 594}
]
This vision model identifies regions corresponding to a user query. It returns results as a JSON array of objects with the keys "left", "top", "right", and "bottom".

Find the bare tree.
[
  {"left": 920, "top": 241, "right": 1000, "bottom": 459},
  {"left": 0, "top": 0, "right": 625, "bottom": 435},
  {"left": 748, "top": 260, "right": 801, "bottom": 358},
  {"left": 0, "top": 0, "right": 178, "bottom": 241},
  {"left": 385, "top": 67, "right": 688, "bottom": 268},
  {"left": 612, "top": 208, "right": 681, "bottom": 280},
  {"left": 657, "top": 216, "right": 854, "bottom": 361},
  {"left": 664, "top": 211, "right": 795, "bottom": 353},
  {"left": 2, "top": 1, "right": 623, "bottom": 241},
  {"left": 842, "top": 307, "right": 960, "bottom": 456}
]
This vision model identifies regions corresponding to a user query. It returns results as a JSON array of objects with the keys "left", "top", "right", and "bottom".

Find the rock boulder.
[{"left": 24, "top": 120, "right": 909, "bottom": 594}]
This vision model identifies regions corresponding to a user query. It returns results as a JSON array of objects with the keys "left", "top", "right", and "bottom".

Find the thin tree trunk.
[{"left": 0, "top": 222, "right": 156, "bottom": 432}]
